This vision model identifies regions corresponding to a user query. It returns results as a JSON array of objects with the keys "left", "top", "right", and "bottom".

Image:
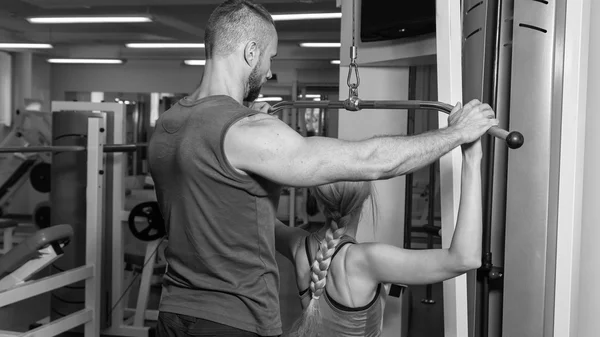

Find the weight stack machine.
[{"left": 462, "top": 0, "right": 569, "bottom": 336}]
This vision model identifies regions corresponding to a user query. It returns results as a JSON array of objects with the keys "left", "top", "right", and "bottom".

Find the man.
[{"left": 148, "top": 0, "right": 498, "bottom": 336}]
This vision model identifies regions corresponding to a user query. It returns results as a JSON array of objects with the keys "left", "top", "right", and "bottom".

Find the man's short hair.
[{"left": 204, "top": 0, "right": 275, "bottom": 59}]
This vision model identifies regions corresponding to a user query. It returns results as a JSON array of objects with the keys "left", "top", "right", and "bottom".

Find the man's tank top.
[{"left": 148, "top": 95, "right": 282, "bottom": 336}]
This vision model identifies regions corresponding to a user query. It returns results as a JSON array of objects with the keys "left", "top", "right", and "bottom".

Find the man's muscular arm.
[{"left": 225, "top": 100, "right": 497, "bottom": 187}]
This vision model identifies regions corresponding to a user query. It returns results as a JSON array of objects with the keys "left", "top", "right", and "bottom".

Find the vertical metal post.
[
  {"left": 84, "top": 116, "right": 105, "bottom": 336},
  {"left": 462, "top": 0, "right": 515, "bottom": 334},
  {"left": 436, "top": 0, "right": 469, "bottom": 334},
  {"left": 422, "top": 161, "right": 437, "bottom": 305},
  {"left": 553, "top": 0, "right": 591, "bottom": 336},
  {"left": 479, "top": 0, "right": 503, "bottom": 336},
  {"left": 404, "top": 66, "right": 417, "bottom": 250},
  {"left": 51, "top": 101, "right": 127, "bottom": 331}
]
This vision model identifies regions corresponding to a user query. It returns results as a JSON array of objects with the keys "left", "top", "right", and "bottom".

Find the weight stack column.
[
  {"left": 503, "top": 0, "right": 565, "bottom": 336},
  {"left": 50, "top": 110, "right": 97, "bottom": 327}
]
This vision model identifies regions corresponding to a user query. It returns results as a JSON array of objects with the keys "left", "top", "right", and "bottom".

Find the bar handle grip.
[
  {"left": 424, "top": 101, "right": 524, "bottom": 149},
  {"left": 487, "top": 126, "right": 525, "bottom": 149}
]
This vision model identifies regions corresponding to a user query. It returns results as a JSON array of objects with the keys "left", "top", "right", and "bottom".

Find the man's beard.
[{"left": 244, "top": 64, "right": 263, "bottom": 102}]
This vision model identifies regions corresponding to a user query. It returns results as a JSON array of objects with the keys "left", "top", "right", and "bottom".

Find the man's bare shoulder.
[{"left": 232, "top": 112, "right": 287, "bottom": 130}]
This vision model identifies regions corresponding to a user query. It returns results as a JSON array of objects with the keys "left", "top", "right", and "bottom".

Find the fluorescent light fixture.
[
  {"left": 330, "top": 60, "right": 341, "bottom": 65},
  {"left": 27, "top": 16, "right": 152, "bottom": 24},
  {"left": 183, "top": 59, "right": 206, "bottom": 66},
  {"left": 272, "top": 12, "right": 341, "bottom": 21},
  {"left": 300, "top": 94, "right": 321, "bottom": 98},
  {"left": 47, "top": 58, "right": 124, "bottom": 64},
  {"left": 127, "top": 43, "right": 205, "bottom": 48},
  {"left": 0, "top": 43, "right": 53, "bottom": 49},
  {"left": 299, "top": 42, "right": 341, "bottom": 48},
  {"left": 255, "top": 97, "right": 283, "bottom": 102}
]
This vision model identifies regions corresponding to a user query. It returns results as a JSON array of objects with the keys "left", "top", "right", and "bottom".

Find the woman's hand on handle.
[{"left": 448, "top": 100, "right": 499, "bottom": 145}]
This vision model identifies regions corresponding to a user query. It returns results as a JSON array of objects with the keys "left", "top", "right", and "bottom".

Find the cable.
[
  {"left": 109, "top": 238, "right": 165, "bottom": 315},
  {"left": 352, "top": 0, "right": 356, "bottom": 46}
]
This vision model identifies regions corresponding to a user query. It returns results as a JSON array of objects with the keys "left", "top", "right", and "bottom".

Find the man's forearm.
[{"left": 366, "top": 126, "right": 463, "bottom": 179}]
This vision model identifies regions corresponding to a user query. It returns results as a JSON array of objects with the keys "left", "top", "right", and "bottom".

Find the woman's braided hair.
[{"left": 287, "top": 181, "right": 375, "bottom": 337}]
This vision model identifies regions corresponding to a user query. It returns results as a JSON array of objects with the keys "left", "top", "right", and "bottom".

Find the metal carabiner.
[{"left": 346, "top": 62, "right": 361, "bottom": 91}]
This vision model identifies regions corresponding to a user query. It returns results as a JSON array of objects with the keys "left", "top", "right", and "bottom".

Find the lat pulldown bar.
[{"left": 270, "top": 99, "right": 524, "bottom": 149}]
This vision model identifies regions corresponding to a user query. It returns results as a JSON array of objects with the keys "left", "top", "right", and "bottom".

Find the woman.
[{"left": 275, "top": 138, "right": 483, "bottom": 337}]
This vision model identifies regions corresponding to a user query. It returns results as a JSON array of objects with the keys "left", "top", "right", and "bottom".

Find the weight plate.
[
  {"left": 128, "top": 201, "right": 165, "bottom": 241},
  {"left": 30, "top": 162, "right": 51, "bottom": 193}
]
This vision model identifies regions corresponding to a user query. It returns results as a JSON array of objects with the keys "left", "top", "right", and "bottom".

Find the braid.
[
  {"left": 309, "top": 217, "right": 348, "bottom": 299},
  {"left": 287, "top": 216, "right": 349, "bottom": 337},
  {"left": 287, "top": 181, "right": 373, "bottom": 337}
]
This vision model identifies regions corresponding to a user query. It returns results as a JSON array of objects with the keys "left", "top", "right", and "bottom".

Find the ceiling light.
[
  {"left": 0, "top": 43, "right": 53, "bottom": 49},
  {"left": 255, "top": 97, "right": 283, "bottom": 102},
  {"left": 127, "top": 43, "right": 205, "bottom": 48},
  {"left": 183, "top": 59, "right": 206, "bottom": 66},
  {"left": 299, "top": 42, "right": 341, "bottom": 48},
  {"left": 330, "top": 60, "right": 341, "bottom": 65},
  {"left": 27, "top": 16, "right": 152, "bottom": 24},
  {"left": 47, "top": 58, "right": 124, "bottom": 64},
  {"left": 272, "top": 12, "right": 341, "bottom": 21},
  {"left": 300, "top": 94, "right": 321, "bottom": 98}
]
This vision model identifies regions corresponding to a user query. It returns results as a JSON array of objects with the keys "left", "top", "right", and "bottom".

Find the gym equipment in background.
[
  {"left": 0, "top": 106, "right": 53, "bottom": 228},
  {"left": 0, "top": 116, "right": 105, "bottom": 337}
]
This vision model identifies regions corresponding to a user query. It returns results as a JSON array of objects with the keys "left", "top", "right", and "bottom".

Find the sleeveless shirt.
[{"left": 148, "top": 95, "right": 282, "bottom": 336}]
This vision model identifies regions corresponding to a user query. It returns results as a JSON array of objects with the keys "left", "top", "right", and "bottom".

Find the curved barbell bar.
[{"left": 270, "top": 99, "right": 524, "bottom": 149}]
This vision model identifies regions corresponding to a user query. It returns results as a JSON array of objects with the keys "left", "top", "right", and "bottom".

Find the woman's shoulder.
[{"left": 327, "top": 241, "right": 382, "bottom": 309}]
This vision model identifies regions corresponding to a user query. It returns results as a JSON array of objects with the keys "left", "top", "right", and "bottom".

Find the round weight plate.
[
  {"left": 34, "top": 204, "right": 51, "bottom": 228},
  {"left": 30, "top": 162, "right": 51, "bottom": 193},
  {"left": 128, "top": 201, "right": 165, "bottom": 241}
]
